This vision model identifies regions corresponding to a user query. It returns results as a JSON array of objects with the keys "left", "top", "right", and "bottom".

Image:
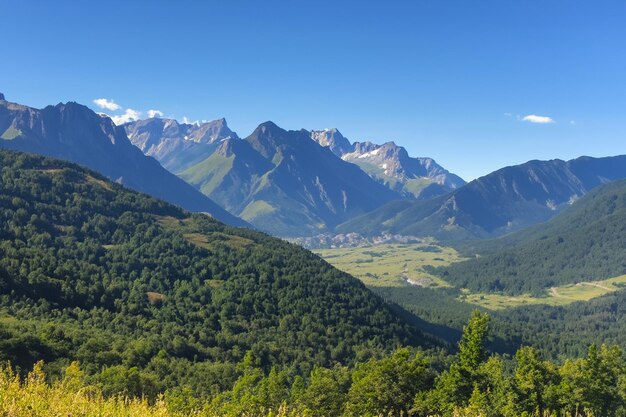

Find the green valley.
[
  {"left": 315, "top": 242, "right": 461, "bottom": 288},
  {"left": 461, "top": 274, "right": 626, "bottom": 310},
  {"left": 316, "top": 243, "right": 626, "bottom": 312},
  {"left": 316, "top": 179, "right": 626, "bottom": 361}
]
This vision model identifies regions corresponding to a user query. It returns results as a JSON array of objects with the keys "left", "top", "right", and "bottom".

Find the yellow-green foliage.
[
  {"left": 0, "top": 362, "right": 171, "bottom": 416},
  {"left": 0, "top": 350, "right": 614, "bottom": 417},
  {"left": 0, "top": 361, "right": 602, "bottom": 417},
  {"left": 0, "top": 362, "right": 301, "bottom": 417}
]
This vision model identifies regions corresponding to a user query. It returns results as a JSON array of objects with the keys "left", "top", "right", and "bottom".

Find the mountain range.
[
  {"left": 6, "top": 93, "right": 626, "bottom": 245},
  {"left": 338, "top": 155, "right": 626, "bottom": 240},
  {"left": 4, "top": 91, "right": 626, "bottom": 415},
  {"left": 124, "top": 118, "right": 465, "bottom": 235},
  {"left": 310, "top": 128, "right": 465, "bottom": 198},
  {"left": 178, "top": 122, "right": 402, "bottom": 236},
  {"left": 0, "top": 94, "right": 247, "bottom": 228}
]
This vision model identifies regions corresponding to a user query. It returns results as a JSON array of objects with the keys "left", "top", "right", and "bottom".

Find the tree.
[
  {"left": 296, "top": 366, "right": 350, "bottom": 417},
  {"left": 580, "top": 344, "right": 625, "bottom": 416},
  {"left": 458, "top": 310, "right": 490, "bottom": 372},
  {"left": 420, "top": 311, "right": 491, "bottom": 416},
  {"left": 514, "top": 346, "right": 557, "bottom": 416},
  {"left": 555, "top": 358, "right": 585, "bottom": 416},
  {"left": 344, "top": 348, "right": 432, "bottom": 417}
]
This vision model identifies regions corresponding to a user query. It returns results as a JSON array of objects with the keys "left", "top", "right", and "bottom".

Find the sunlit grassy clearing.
[
  {"left": 463, "top": 274, "right": 626, "bottom": 310},
  {"left": 315, "top": 243, "right": 464, "bottom": 288},
  {"left": 155, "top": 215, "right": 254, "bottom": 250}
]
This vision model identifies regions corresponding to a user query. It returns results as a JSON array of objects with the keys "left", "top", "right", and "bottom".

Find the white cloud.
[
  {"left": 522, "top": 114, "right": 555, "bottom": 124},
  {"left": 570, "top": 120, "right": 576, "bottom": 125},
  {"left": 147, "top": 109, "right": 164, "bottom": 118},
  {"left": 522, "top": 114, "right": 554, "bottom": 124},
  {"left": 94, "top": 99, "right": 162, "bottom": 124},
  {"left": 503, "top": 112, "right": 513, "bottom": 117},
  {"left": 110, "top": 108, "right": 141, "bottom": 125},
  {"left": 93, "top": 98, "right": 121, "bottom": 111}
]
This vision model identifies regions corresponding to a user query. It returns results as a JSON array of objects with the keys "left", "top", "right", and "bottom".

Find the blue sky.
[{"left": 1, "top": 0, "right": 625, "bottom": 180}]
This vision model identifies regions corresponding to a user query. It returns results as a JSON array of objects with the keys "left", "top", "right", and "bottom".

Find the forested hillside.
[
  {"left": 0, "top": 149, "right": 425, "bottom": 398},
  {"left": 434, "top": 179, "right": 626, "bottom": 295}
]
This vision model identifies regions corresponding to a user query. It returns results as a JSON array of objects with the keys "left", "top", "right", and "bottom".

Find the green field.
[
  {"left": 315, "top": 242, "right": 463, "bottom": 288},
  {"left": 316, "top": 243, "right": 626, "bottom": 311},
  {"left": 462, "top": 274, "right": 626, "bottom": 310}
]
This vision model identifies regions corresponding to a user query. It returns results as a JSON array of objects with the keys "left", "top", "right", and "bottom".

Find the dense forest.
[
  {"left": 432, "top": 180, "right": 626, "bottom": 295},
  {"left": 0, "top": 149, "right": 426, "bottom": 399},
  {"left": 375, "top": 283, "right": 626, "bottom": 360},
  {"left": 3, "top": 311, "right": 626, "bottom": 416}
]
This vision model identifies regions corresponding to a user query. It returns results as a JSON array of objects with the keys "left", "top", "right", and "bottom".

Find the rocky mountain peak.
[
  {"left": 339, "top": 138, "right": 465, "bottom": 197},
  {"left": 256, "top": 121, "right": 283, "bottom": 135},
  {"left": 246, "top": 121, "right": 291, "bottom": 158},
  {"left": 186, "top": 118, "right": 238, "bottom": 144},
  {"left": 350, "top": 141, "right": 378, "bottom": 154},
  {"left": 310, "top": 128, "right": 353, "bottom": 156}
]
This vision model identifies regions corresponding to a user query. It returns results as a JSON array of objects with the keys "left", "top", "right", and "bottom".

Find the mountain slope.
[
  {"left": 341, "top": 141, "right": 465, "bottom": 198},
  {"left": 432, "top": 179, "right": 626, "bottom": 295},
  {"left": 0, "top": 148, "right": 427, "bottom": 395},
  {"left": 180, "top": 122, "right": 402, "bottom": 236},
  {"left": 310, "top": 129, "right": 465, "bottom": 198},
  {"left": 124, "top": 117, "right": 238, "bottom": 172},
  {"left": 338, "top": 155, "right": 626, "bottom": 240},
  {"left": 0, "top": 95, "right": 247, "bottom": 227}
]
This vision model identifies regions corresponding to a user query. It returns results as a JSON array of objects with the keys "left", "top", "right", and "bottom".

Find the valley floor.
[{"left": 315, "top": 243, "right": 626, "bottom": 312}]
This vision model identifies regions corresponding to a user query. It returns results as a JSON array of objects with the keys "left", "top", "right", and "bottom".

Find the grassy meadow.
[
  {"left": 461, "top": 274, "right": 626, "bottom": 310},
  {"left": 316, "top": 244, "right": 626, "bottom": 311},
  {"left": 315, "top": 242, "right": 462, "bottom": 288}
]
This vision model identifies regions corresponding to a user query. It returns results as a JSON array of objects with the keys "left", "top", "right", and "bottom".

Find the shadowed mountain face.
[
  {"left": 310, "top": 129, "right": 465, "bottom": 199},
  {"left": 338, "top": 155, "right": 626, "bottom": 240},
  {"left": 180, "top": 122, "right": 402, "bottom": 236},
  {"left": 437, "top": 179, "right": 626, "bottom": 295},
  {"left": 0, "top": 95, "right": 248, "bottom": 228}
]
